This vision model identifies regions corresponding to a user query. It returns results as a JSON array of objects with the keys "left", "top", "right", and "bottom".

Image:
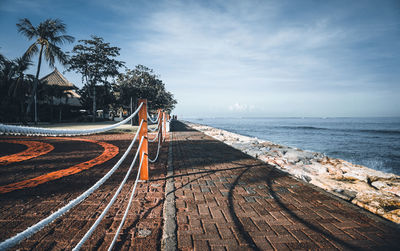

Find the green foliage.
[
  {"left": 116, "top": 65, "right": 177, "bottom": 112},
  {"left": 2, "top": 18, "right": 178, "bottom": 124},
  {"left": 77, "top": 84, "right": 116, "bottom": 111},
  {"left": 17, "top": 18, "right": 74, "bottom": 67},
  {"left": 67, "top": 36, "right": 124, "bottom": 119},
  {"left": 68, "top": 36, "right": 124, "bottom": 84},
  {"left": 0, "top": 54, "right": 33, "bottom": 123},
  {"left": 16, "top": 18, "right": 74, "bottom": 120}
]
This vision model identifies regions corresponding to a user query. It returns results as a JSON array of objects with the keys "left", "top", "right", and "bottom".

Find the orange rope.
[
  {"left": 0, "top": 140, "right": 54, "bottom": 165},
  {"left": 0, "top": 138, "right": 119, "bottom": 194}
]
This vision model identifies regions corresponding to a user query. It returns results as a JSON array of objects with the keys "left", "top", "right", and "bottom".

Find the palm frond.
[
  {"left": 16, "top": 18, "right": 37, "bottom": 40},
  {"left": 45, "top": 43, "right": 68, "bottom": 66},
  {"left": 50, "top": 18, "right": 67, "bottom": 34},
  {"left": 40, "top": 19, "right": 67, "bottom": 39},
  {"left": 23, "top": 42, "right": 39, "bottom": 60},
  {"left": 44, "top": 45, "right": 55, "bottom": 67},
  {"left": 13, "top": 56, "right": 33, "bottom": 74},
  {"left": 51, "top": 34, "right": 75, "bottom": 45},
  {"left": 0, "top": 52, "right": 6, "bottom": 66}
]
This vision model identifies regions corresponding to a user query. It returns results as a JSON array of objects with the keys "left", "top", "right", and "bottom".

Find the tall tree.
[
  {"left": 0, "top": 56, "right": 15, "bottom": 122},
  {"left": 116, "top": 65, "right": 177, "bottom": 113},
  {"left": 0, "top": 52, "right": 5, "bottom": 67},
  {"left": 9, "top": 57, "right": 34, "bottom": 122},
  {"left": 16, "top": 18, "right": 74, "bottom": 123},
  {"left": 9, "top": 57, "right": 33, "bottom": 97},
  {"left": 68, "top": 36, "right": 124, "bottom": 121},
  {"left": 0, "top": 55, "right": 33, "bottom": 123}
]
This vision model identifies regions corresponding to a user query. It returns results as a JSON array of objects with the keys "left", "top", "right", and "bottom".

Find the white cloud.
[
  {"left": 106, "top": 0, "right": 400, "bottom": 117},
  {"left": 131, "top": 1, "right": 353, "bottom": 92},
  {"left": 0, "top": 0, "right": 47, "bottom": 14},
  {"left": 228, "top": 103, "right": 254, "bottom": 112},
  {"left": 2, "top": 0, "right": 398, "bottom": 117}
]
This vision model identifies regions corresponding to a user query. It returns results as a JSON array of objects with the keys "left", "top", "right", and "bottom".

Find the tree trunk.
[
  {"left": 26, "top": 44, "right": 44, "bottom": 124},
  {"left": 51, "top": 105, "right": 54, "bottom": 122},
  {"left": 133, "top": 101, "right": 139, "bottom": 125},
  {"left": 59, "top": 106, "right": 62, "bottom": 122},
  {"left": 64, "top": 96, "right": 69, "bottom": 122},
  {"left": 19, "top": 101, "right": 24, "bottom": 124},
  {"left": 50, "top": 98, "right": 54, "bottom": 122},
  {"left": 130, "top": 97, "right": 134, "bottom": 126},
  {"left": 92, "top": 84, "right": 96, "bottom": 122}
]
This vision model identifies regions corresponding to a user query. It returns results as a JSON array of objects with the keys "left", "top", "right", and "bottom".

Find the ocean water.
[{"left": 186, "top": 117, "right": 400, "bottom": 175}]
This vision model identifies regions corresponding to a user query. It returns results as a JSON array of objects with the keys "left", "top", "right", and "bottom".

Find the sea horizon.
[{"left": 182, "top": 116, "right": 400, "bottom": 119}]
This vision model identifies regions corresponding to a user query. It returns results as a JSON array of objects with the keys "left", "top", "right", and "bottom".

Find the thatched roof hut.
[{"left": 40, "top": 68, "right": 81, "bottom": 107}]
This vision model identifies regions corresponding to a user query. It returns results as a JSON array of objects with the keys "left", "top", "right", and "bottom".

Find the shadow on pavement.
[
  {"left": 170, "top": 120, "right": 197, "bottom": 132},
  {"left": 167, "top": 121, "right": 400, "bottom": 250}
]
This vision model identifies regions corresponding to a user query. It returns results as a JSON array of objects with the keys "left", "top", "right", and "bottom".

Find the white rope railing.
[
  {"left": 147, "top": 112, "right": 160, "bottom": 124},
  {"left": 148, "top": 130, "right": 160, "bottom": 143},
  {"left": 148, "top": 111, "right": 161, "bottom": 132},
  {"left": 149, "top": 131, "right": 162, "bottom": 163},
  {"left": 0, "top": 103, "right": 143, "bottom": 137},
  {"left": 166, "top": 118, "right": 170, "bottom": 133},
  {"left": 148, "top": 126, "right": 159, "bottom": 132},
  {"left": 108, "top": 152, "right": 145, "bottom": 251},
  {"left": 0, "top": 120, "right": 144, "bottom": 251},
  {"left": 73, "top": 136, "right": 145, "bottom": 250}
]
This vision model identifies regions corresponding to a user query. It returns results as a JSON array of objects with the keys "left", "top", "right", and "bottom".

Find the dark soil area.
[
  {"left": 0, "top": 141, "right": 27, "bottom": 157},
  {"left": 0, "top": 133, "right": 168, "bottom": 250}
]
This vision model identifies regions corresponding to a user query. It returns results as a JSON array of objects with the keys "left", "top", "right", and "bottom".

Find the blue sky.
[{"left": 1, "top": 0, "right": 399, "bottom": 117}]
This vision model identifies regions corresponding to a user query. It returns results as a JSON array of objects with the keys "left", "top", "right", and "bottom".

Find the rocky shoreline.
[{"left": 184, "top": 121, "right": 400, "bottom": 224}]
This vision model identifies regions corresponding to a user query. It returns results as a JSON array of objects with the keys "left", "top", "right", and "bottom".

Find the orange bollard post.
[
  {"left": 163, "top": 112, "right": 166, "bottom": 141},
  {"left": 157, "top": 109, "right": 163, "bottom": 142},
  {"left": 138, "top": 99, "right": 148, "bottom": 180}
]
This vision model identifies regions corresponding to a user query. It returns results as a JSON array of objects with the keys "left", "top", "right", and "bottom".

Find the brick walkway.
[{"left": 170, "top": 121, "right": 400, "bottom": 250}]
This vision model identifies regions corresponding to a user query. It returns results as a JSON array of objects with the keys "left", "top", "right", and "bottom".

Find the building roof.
[
  {"left": 40, "top": 68, "right": 81, "bottom": 107},
  {"left": 40, "top": 68, "right": 75, "bottom": 88}
]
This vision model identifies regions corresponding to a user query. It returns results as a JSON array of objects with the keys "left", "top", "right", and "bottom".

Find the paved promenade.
[
  {"left": 170, "top": 121, "right": 400, "bottom": 250},
  {"left": 1, "top": 121, "right": 400, "bottom": 250}
]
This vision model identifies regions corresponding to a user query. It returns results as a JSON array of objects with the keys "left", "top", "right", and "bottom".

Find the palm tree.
[
  {"left": 0, "top": 56, "right": 15, "bottom": 121},
  {"left": 0, "top": 52, "right": 6, "bottom": 67},
  {"left": 0, "top": 55, "right": 32, "bottom": 123},
  {"left": 10, "top": 56, "right": 33, "bottom": 93},
  {"left": 8, "top": 57, "right": 33, "bottom": 123},
  {"left": 16, "top": 18, "right": 74, "bottom": 123}
]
